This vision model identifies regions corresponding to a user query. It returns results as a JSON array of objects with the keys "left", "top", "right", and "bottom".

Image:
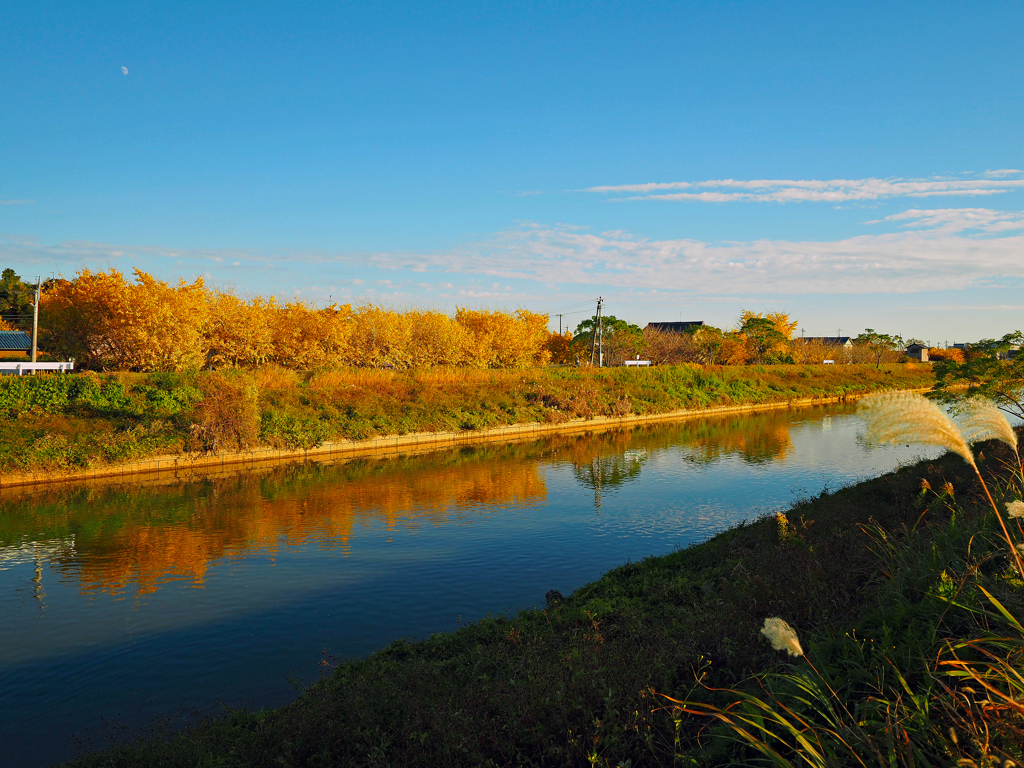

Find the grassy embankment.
[
  {"left": 64, "top": 428, "right": 1024, "bottom": 766},
  {"left": 0, "top": 363, "right": 932, "bottom": 474}
]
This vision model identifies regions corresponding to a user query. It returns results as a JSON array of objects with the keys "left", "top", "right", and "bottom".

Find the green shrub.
[{"left": 260, "top": 410, "right": 332, "bottom": 449}]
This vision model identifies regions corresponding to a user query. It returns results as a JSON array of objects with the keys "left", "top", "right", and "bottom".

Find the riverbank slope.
[
  {"left": 64, "top": 433, "right": 1023, "bottom": 767},
  {"left": 1, "top": 363, "right": 932, "bottom": 485}
]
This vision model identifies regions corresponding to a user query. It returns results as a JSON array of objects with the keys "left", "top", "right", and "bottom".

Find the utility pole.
[
  {"left": 598, "top": 301, "right": 604, "bottom": 368},
  {"left": 557, "top": 313, "right": 563, "bottom": 335},
  {"left": 31, "top": 277, "right": 40, "bottom": 364},
  {"left": 589, "top": 297, "right": 603, "bottom": 367}
]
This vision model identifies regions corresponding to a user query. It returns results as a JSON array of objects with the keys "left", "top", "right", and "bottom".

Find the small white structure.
[
  {"left": 904, "top": 343, "right": 929, "bottom": 362},
  {"left": 823, "top": 359, "right": 835, "bottom": 365},
  {"left": 0, "top": 361, "right": 75, "bottom": 376},
  {"left": 623, "top": 359, "right": 651, "bottom": 367}
]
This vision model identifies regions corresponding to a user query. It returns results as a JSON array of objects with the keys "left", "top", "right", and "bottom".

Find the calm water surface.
[{"left": 0, "top": 404, "right": 942, "bottom": 766}]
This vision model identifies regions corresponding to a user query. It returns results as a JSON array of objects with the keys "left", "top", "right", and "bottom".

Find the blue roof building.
[{"left": 0, "top": 330, "right": 31, "bottom": 351}]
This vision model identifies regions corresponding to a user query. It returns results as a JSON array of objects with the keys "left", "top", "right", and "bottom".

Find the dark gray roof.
[
  {"left": 645, "top": 321, "right": 705, "bottom": 334},
  {"left": 801, "top": 336, "right": 853, "bottom": 345},
  {"left": 0, "top": 330, "right": 31, "bottom": 351}
]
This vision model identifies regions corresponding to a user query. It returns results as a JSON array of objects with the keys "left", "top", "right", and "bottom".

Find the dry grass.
[
  {"left": 413, "top": 367, "right": 496, "bottom": 387},
  {"left": 252, "top": 365, "right": 299, "bottom": 394}
]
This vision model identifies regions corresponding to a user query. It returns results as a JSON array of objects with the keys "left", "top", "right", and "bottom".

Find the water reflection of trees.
[
  {"left": 0, "top": 406, "right": 841, "bottom": 595},
  {"left": 674, "top": 414, "right": 794, "bottom": 466},
  {"left": 0, "top": 448, "right": 547, "bottom": 596},
  {"left": 551, "top": 410, "right": 799, "bottom": 507},
  {"left": 549, "top": 430, "right": 648, "bottom": 508},
  {"left": 572, "top": 454, "right": 646, "bottom": 508}
]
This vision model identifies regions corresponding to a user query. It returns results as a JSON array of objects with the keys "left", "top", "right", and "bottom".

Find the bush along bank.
[
  {"left": 0, "top": 363, "right": 933, "bottom": 475},
  {"left": 65, "top": 398, "right": 1023, "bottom": 767}
]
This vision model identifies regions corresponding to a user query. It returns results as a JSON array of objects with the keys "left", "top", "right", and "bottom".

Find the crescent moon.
[{"left": 121, "top": 66, "right": 128, "bottom": 75}]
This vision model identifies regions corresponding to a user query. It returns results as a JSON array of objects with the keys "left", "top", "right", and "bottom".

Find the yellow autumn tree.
[
  {"left": 40, "top": 268, "right": 209, "bottom": 371},
  {"left": 408, "top": 310, "right": 472, "bottom": 368},
  {"left": 544, "top": 330, "right": 574, "bottom": 364},
  {"left": 38, "top": 268, "right": 557, "bottom": 371},
  {"left": 272, "top": 301, "right": 353, "bottom": 369},
  {"left": 348, "top": 305, "right": 415, "bottom": 368},
  {"left": 206, "top": 293, "right": 277, "bottom": 368},
  {"left": 130, "top": 271, "right": 210, "bottom": 370},
  {"left": 456, "top": 308, "right": 551, "bottom": 368}
]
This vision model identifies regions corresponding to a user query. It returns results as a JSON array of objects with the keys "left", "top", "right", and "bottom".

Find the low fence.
[{"left": 0, "top": 362, "right": 75, "bottom": 376}]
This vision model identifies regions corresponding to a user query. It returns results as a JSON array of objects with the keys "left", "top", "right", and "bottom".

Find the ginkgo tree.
[{"left": 36, "top": 267, "right": 557, "bottom": 372}]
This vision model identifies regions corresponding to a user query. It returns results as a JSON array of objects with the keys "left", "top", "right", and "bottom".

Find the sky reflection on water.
[{"left": 0, "top": 404, "right": 942, "bottom": 766}]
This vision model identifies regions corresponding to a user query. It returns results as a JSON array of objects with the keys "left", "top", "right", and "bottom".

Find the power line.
[
  {"left": 546, "top": 308, "right": 591, "bottom": 318},
  {"left": 546, "top": 299, "right": 599, "bottom": 313}
]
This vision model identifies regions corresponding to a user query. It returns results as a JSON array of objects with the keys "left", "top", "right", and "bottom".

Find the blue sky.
[{"left": 2, "top": 0, "right": 1022, "bottom": 343}]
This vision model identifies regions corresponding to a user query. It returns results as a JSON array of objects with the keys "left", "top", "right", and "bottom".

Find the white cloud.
[
  {"left": 5, "top": 207, "right": 1024, "bottom": 299},
  {"left": 365, "top": 214, "right": 1024, "bottom": 295},
  {"left": 873, "top": 208, "right": 1024, "bottom": 234},
  {"left": 588, "top": 173, "right": 1024, "bottom": 203}
]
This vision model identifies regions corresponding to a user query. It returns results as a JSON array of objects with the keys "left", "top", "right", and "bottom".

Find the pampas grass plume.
[
  {"left": 761, "top": 617, "right": 804, "bottom": 657},
  {"left": 959, "top": 397, "right": 1019, "bottom": 452},
  {"left": 858, "top": 392, "right": 975, "bottom": 466},
  {"left": 1007, "top": 500, "right": 1024, "bottom": 519}
]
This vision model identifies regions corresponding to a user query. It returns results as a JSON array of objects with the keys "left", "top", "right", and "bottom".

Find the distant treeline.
[
  {"left": 557, "top": 312, "right": 911, "bottom": 367},
  {"left": 4, "top": 267, "right": 921, "bottom": 371}
]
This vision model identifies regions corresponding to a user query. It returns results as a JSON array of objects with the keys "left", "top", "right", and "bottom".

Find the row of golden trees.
[
  {"left": 39, "top": 269, "right": 553, "bottom": 371},
  {"left": 30, "top": 268, "right": 911, "bottom": 372}
]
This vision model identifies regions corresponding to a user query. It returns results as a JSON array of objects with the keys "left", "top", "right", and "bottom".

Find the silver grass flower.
[
  {"left": 959, "top": 397, "right": 1019, "bottom": 451},
  {"left": 1007, "top": 500, "right": 1024, "bottom": 519},
  {"left": 859, "top": 392, "right": 975, "bottom": 467},
  {"left": 761, "top": 617, "right": 804, "bottom": 657}
]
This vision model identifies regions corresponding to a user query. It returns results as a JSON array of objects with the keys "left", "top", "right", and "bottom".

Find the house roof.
[
  {"left": 801, "top": 336, "right": 853, "bottom": 345},
  {"left": 645, "top": 321, "right": 705, "bottom": 334},
  {"left": 905, "top": 342, "right": 928, "bottom": 351},
  {"left": 0, "top": 330, "right": 31, "bottom": 351}
]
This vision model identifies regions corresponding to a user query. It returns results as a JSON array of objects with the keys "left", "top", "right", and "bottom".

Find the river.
[{"left": 0, "top": 403, "right": 943, "bottom": 766}]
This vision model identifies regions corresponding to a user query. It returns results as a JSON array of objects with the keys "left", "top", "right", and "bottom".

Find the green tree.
[
  {"left": 932, "top": 331, "right": 1024, "bottom": 421},
  {"left": 0, "top": 268, "right": 33, "bottom": 330},
  {"left": 573, "top": 315, "right": 644, "bottom": 366},
  {"left": 854, "top": 328, "right": 902, "bottom": 368},
  {"left": 739, "top": 316, "right": 791, "bottom": 364}
]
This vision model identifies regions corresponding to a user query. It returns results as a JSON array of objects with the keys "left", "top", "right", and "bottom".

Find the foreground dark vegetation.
[
  {"left": 0, "top": 363, "right": 932, "bottom": 474},
  {"left": 63, "top": 424, "right": 1024, "bottom": 767}
]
